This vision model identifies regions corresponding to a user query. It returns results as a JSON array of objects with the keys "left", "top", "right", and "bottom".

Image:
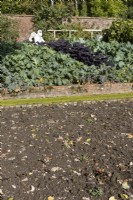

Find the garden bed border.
[{"left": 0, "top": 83, "right": 133, "bottom": 99}]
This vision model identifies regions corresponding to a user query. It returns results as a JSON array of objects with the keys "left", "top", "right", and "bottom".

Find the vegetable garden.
[
  {"left": 0, "top": 39, "right": 133, "bottom": 94},
  {"left": 1, "top": 1, "right": 133, "bottom": 200}
]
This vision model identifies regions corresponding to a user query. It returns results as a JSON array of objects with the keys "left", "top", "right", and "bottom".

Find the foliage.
[
  {"left": 32, "top": 3, "right": 74, "bottom": 40},
  {"left": 1, "top": 0, "right": 132, "bottom": 19},
  {"left": 0, "top": 40, "right": 133, "bottom": 93},
  {"left": 1, "top": 0, "right": 32, "bottom": 14},
  {"left": 126, "top": 6, "right": 133, "bottom": 19},
  {"left": 89, "top": 0, "right": 127, "bottom": 17},
  {"left": 47, "top": 39, "right": 112, "bottom": 67},
  {"left": 0, "top": 43, "right": 89, "bottom": 92},
  {"left": 0, "top": 42, "right": 22, "bottom": 61},
  {"left": 89, "top": 187, "right": 103, "bottom": 197},
  {"left": 80, "top": 39, "right": 133, "bottom": 82},
  {"left": 79, "top": 0, "right": 88, "bottom": 16},
  {"left": 84, "top": 39, "right": 133, "bottom": 66},
  {"left": 126, "top": 0, "right": 133, "bottom": 19},
  {"left": 103, "top": 19, "right": 133, "bottom": 43},
  {"left": 0, "top": 15, "right": 19, "bottom": 42}
]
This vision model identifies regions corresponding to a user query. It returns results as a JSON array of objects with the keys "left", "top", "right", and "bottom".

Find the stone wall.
[{"left": 8, "top": 15, "right": 116, "bottom": 41}]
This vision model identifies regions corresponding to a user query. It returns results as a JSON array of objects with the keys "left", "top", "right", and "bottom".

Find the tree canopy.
[{"left": 1, "top": 0, "right": 132, "bottom": 18}]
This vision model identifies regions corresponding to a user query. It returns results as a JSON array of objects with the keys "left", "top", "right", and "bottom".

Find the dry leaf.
[
  {"left": 30, "top": 185, "right": 35, "bottom": 192},
  {"left": 127, "top": 134, "right": 133, "bottom": 139},
  {"left": 120, "top": 194, "right": 129, "bottom": 199},
  {"left": 15, "top": 87, "right": 20, "bottom": 93},
  {"left": 51, "top": 167, "right": 62, "bottom": 172},
  {"left": 109, "top": 196, "right": 117, "bottom": 200},
  {"left": 32, "top": 133, "right": 36, "bottom": 138},
  {"left": 48, "top": 196, "right": 54, "bottom": 200},
  {"left": 69, "top": 140, "right": 74, "bottom": 145},
  {"left": 86, "top": 138, "right": 91, "bottom": 143},
  {"left": 0, "top": 189, "right": 3, "bottom": 195},
  {"left": 77, "top": 137, "right": 82, "bottom": 142},
  {"left": 122, "top": 181, "right": 130, "bottom": 190}
]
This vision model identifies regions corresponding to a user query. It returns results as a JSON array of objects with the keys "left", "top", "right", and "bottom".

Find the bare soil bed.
[{"left": 0, "top": 100, "right": 133, "bottom": 200}]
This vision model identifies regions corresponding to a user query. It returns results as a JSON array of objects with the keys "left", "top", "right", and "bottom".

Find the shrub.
[
  {"left": 0, "top": 42, "right": 22, "bottom": 61},
  {"left": 0, "top": 15, "right": 19, "bottom": 42},
  {"left": 103, "top": 19, "right": 133, "bottom": 43}
]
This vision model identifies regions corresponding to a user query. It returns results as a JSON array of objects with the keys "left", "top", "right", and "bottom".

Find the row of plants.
[
  {"left": 0, "top": 40, "right": 133, "bottom": 93},
  {"left": 47, "top": 40, "right": 113, "bottom": 67}
]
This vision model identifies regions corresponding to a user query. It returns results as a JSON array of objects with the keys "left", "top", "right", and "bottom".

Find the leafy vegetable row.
[
  {"left": 47, "top": 39, "right": 113, "bottom": 67},
  {"left": 0, "top": 40, "right": 133, "bottom": 93}
]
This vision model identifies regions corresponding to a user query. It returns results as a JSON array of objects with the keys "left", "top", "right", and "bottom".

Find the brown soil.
[{"left": 0, "top": 100, "right": 133, "bottom": 200}]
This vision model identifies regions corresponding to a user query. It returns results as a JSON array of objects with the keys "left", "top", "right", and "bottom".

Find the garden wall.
[
  {"left": 8, "top": 15, "right": 116, "bottom": 41},
  {"left": 70, "top": 17, "right": 116, "bottom": 29},
  {"left": 0, "top": 83, "right": 133, "bottom": 99},
  {"left": 8, "top": 15, "right": 33, "bottom": 42}
]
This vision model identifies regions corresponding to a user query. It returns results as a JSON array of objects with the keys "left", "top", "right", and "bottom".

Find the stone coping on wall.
[
  {"left": 72, "top": 16, "right": 117, "bottom": 20},
  {"left": 6, "top": 15, "right": 116, "bottom": 19},
  {"left": 0, "top": 83, "right": 133, "bottom": 99},
  {"left": 6, "top": 14, "right": 34, "bottom": 17}
]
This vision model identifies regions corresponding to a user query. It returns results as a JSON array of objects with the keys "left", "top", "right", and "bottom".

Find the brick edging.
[{"left": 0, "top": 83, "right": 133, "bottom": 99}]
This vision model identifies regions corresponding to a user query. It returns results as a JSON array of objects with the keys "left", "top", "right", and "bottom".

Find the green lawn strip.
[{"left": 0, "top": 93, "right": 133, "bottom": 106}]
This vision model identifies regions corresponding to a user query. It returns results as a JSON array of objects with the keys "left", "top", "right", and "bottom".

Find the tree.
[
  {"left": 89, "top": 0, "right": 127, "bottom": 17},
  {"left": 1, "top": 0, "right": 130, "bottom": 18}
]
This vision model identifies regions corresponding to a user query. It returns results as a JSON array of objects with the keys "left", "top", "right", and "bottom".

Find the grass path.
[{"left": 0, "top": 92, "right": 133, "bottom": 106}]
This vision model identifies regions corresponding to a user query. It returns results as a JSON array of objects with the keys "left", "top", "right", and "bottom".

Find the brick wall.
[
  {"left": 0, "top": 83, "right": 133, "bottom": 99},
  {"left": 8, "top": 15, "right": 116, "bottom": 41},
  {"left": 31, "top": 83, "right": 133, "bottom": 98},
  {"left": 71, "top": 17, "right": 116, "bottom": 29},
  {"left": 8, "top": 15, "right": 33, "bottom": 42}
]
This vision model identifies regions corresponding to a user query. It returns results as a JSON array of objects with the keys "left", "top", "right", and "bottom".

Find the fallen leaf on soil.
[
  {"left": 12, "top": 185, "right": 16, "bottom": 189},
  {"left": 22, "top": 177, "right": 28, "bottom": 182},
  {"left": 48, "top": 196, "right": 54, "bottom": 200},
  {"left": 73, "top": 170, "right": 81, "bottom": 176},
  {"left": 0, "top": 189, "right": 3, "bottom": 194},
  {"left": 122, "top": 181, "right": 130, "bottom": 190},
  {"left": 127, "top": 134, "right": 133, "bottom": 139},
  {"left": 77, "top": 137, "right": 82, "bottom": 142},
  {"left": 31, "top": 129, "right": 36, "bottom": 132},
  {"left": 120, "top": 194, "right": 129, "bottom": 199},
  {"left": 78, "top": 124, "right": 84, "bottom": 128},
  {"left": 32, "top": 133, "right": 36, "bottom": 138},
  {"left": 64, "top": 140, "right": 70, "bottom": 148},
  {"left": 68, "top": 140, "right": 74, "bottom": 145},
  {"left": 51, "top": 167, "right": 62, "bottom": 172},
  {"left": 30, "top": 185, "right": 35, "bottom": 192},
  {"left": 109, "top": 196, "right": 117, "bottom": 200},
  {"left": 8, "top": 198, "right": 14, "bottom": 200},
  {"left": 86, "top": 138, "right": 91, "bottom": 143}
]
